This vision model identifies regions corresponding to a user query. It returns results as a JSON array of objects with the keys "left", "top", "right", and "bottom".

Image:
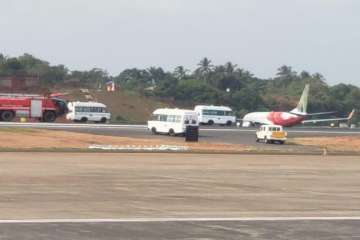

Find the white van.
[
  {"left": 256, "top": 125, "right": 287, "bottom": 144},
  {"left": 194, "top": 105, "right": 236, "bottom": 125},
  {"left": 66, "top": 101, "right": 111, "bottom": 123},
  {"left": 147, "top": 108, "right": 198, "bottom": 136}
]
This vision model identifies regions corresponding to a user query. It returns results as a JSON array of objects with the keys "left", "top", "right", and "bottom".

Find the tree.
[
  {"left": 173, "top": 66, "right": 188, "bottom": 80},
  {"left": 195, "top": 57, "right": 213, "bottom": 81}
]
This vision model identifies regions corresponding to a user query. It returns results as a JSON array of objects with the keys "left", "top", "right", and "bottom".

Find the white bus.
[
  {"left": 194, "top": 105, "right": 236, "bottom": 125},
  {"left": 147, "top": 108, "right": 198, "bottom": 136},
  {"left": 66, "top": 101, "right": 111, "bottom": 123}
]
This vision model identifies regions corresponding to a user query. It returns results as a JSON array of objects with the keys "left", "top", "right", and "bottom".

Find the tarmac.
[
  {"left": 0, "top": 122, "right": 359, "bottom": 146},
  {"left": 0, "top": 152, "right": 360, "bottom": 239}
]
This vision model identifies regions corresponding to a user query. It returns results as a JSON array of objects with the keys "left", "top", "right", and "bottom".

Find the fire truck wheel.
[
  {"left": 0, "top": 111, "right": 15, "bottom": 122},
  {"left": 42, "top": 111, "right": 57, "bottom": 122}
]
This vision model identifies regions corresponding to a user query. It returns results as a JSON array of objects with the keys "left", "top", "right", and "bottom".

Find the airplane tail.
[
  {"left": 290, "top": 84, "right": 310, "bottom": 115},
  {"left": 348, "top": 109, "right": 356, "bottom": 121}
]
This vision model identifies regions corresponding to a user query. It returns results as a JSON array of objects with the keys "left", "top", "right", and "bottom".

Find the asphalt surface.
[
  {"left": 1, "top": 153, "right": 360, "bottom": 239},
  {"left": 0, "top": 122, "right": 359, "bottom": 146},
  {"left": 1, "top": 219, "right": 360, "bottom": 240}
]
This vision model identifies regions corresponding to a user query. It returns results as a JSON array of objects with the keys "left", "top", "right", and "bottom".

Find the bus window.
[
  {"left": 159, "top": 115, "right": 167, "bottom": 122},
  {"left": 216, "top": 111, "right": 225, "bottom": 116},
  {"left": 167, "top": 115, "right": 175, "bottom": 122}
]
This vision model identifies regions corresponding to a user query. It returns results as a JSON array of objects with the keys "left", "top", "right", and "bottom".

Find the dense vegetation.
[{"left": 1, "top": 53, "right": 359, "bottom": 121}]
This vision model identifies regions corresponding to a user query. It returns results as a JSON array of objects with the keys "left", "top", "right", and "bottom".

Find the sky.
[{"left": 1, "top": 0, "right": 360, "bottom": 86}]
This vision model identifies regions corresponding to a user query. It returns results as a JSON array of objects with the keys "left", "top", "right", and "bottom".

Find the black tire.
[
  {"left": 256, "top": 138, "right": 260, "bottom": 143},
  {"left": 169, "top": 129, "right": 175, "bottom": 136},
  {"left": 42, "top": 111, "right": 57, "bottom": 122},
  {"left": 226, "top": 120, "right": 232, "bottom": 126},
  {"left": 151, "top": 127, "right": 158, "bottom": 135},
  {"left": 278, "top": 141, "right": 285, "bottom": 145},
  {"left": 208, "top": 120, "right": 214, "bottom": 125},
  {"left": 80, "top": 117, "right": 88, "bottom": 123},
  {"left": 0, "top": 110, "right": 15, "bottom": 122},
  {"left": 100, "top": 117, "right": 107, "bottom": 123}
]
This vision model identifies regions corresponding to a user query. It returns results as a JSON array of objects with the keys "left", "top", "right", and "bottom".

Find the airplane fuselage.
[{"left": 243, "top": 111, "right": 305, "bottom": 127}]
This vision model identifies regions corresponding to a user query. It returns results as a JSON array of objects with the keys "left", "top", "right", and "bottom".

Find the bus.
[
  {"left": 194, "top": 105, "right": 236, "bottom": 125},
  {"left": 66, "top": 101, "right": 111, "bottom": 123},
  {"left": 147, "top": 108, "right": 198, "bottom": 136}
]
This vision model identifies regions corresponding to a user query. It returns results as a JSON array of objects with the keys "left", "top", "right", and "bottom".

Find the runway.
[
  {"left": 1, "top": 218, "right": 360, "bottom": 240},
  {"left": 1, "top": 153, "right": 360, "bottom": 239},
  {"left": 0, "top": 122, "right": 359, "bottom": 146}
]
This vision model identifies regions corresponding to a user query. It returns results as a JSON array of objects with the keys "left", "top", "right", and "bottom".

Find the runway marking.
[
  {"left": 1, "top": 217, "right": 360, "bottom": 223},
  {"left": 0, "top": 122, "right": 359, "bottom": 134}
]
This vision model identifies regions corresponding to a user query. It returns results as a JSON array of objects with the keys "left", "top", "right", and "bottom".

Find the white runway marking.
[{"left": 1, "top": 217, "right": 360, "bottom": 223}]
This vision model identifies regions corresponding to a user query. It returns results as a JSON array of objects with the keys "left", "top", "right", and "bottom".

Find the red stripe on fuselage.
[{"left": 267, "top": 112, "right": 304, "bottom": 127}]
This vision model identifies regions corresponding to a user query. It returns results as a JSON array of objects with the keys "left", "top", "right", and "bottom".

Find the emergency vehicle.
[{"left": 0, "top": 94, "right": 67, "bottom": 122}]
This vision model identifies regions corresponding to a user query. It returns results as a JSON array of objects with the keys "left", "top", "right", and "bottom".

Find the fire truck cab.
[{"left": 0, "top": 94, "right": 67, "bottom": 122}]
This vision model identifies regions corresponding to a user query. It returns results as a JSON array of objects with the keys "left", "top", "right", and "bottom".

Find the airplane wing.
[
  {"left": 302, "top": 109, "right": 356, "bottom": 124},
  {"left": 305, "top": 111, "right": 337, "bottom": 116}
]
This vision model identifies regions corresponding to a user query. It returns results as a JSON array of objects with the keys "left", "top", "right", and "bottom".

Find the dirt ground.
[
  {"left": 0, "top": 153, "right": 359, "bottom": 219},
  {"left": 0, "top": 128, "right": 248, "bottom": 152},
  {"left": 292, "top": 136, "right": 360, "bottom": 152}
]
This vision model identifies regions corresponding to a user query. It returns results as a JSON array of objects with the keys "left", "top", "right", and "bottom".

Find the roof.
[
  {"left": 153, "top": 108, "right": 196, "bottom": 115},
  {"left": 68, "top": 101, "right": 107, "bottom": 108},
  {"left": 194, "top": 105, "right": 233, "bottom": 111}
]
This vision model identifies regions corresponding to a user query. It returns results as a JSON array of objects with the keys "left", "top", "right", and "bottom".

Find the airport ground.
[
  {"left": 0, "top": 122, "right": 360, "bottom": 152},
  {"left": 0, "top": 153, "right": 360, "bottom": 239}
]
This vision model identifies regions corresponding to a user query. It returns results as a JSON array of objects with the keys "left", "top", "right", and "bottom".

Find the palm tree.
[
  {"left": 195, "top": 57, "right": 213, "bottom": 81},
  {"left": 173, "top": 66, "right": 188, "bottom": 80},
  {"left": 224, "top": 62, "right": 237, "bottom": 76}
]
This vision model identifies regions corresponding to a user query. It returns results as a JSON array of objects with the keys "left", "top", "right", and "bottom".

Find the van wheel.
[
  {"left": 208, "top": 120, "right": 214, "bottom": 125},
  {"left": 169, "top": 129, "right": 176, "bottom": 136},
  {"left": 256, "top": 138, "right": 260, "bottom": 142},
  {"left": 0, "top": 110, "right": 15, "bottom": 122},
  {"left": 80, "top": 117, "right": 88, "bottom": 123},
  {"left": 151, "top": 127, "right": 158, "bottom": 135},
  {"left": 278, "top": 141, "right": 285, "bottom": 145},
  {"left": 100, "top": 117, "right": 107, "bottom": 123},
  {"left": 42, "top": 111, "right": 56, "bottom": 122},
  {"left": 226, "top": 121, "right": 232, "bottom": 126}
]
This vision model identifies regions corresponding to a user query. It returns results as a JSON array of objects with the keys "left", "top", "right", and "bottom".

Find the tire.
[
  {"left": 0, "top": 110, "right": 15, "bottom": 122},
  {"left": 278, "top": 141, "right": 285, "bottom": 145},
  {"left": 42, "top": 111, "right": 57, "bottom": 122},
  {"left": 226, "top": 121, "right": 232, "bottom": 126},
  {"left": 264, "top": 137, "right": 269, "bottom": 144},
  {"left": 151, "top": 127, "right": 158, "bottom": 135},
  {"left": 208, "top": 120, "right": 214, "bottom": 125},
  {"left": 256, "top": 138, "right": 259, "bottom": 143},
  {"left": 80, "top": 117, "right": 88, "bottom": 123},
  {"left": 100, "top": 117, "right": 107, "bottom": 123},
  {"left": 169, "top": 129, "right": 175, "bottom": 136}
]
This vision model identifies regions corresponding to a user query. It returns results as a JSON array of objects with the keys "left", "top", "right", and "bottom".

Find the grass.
[{"left": 0, "top": 127, "right": 38, "bottom": 133}]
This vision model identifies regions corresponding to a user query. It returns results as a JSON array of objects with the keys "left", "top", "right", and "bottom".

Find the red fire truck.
[{"left": 0, "top": 94, "right": 67, "bottom": 122}]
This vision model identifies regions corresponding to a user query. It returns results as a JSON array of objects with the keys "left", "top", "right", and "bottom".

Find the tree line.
[{"left": 1, "top": 53, "right": 359, "bottom": 121}]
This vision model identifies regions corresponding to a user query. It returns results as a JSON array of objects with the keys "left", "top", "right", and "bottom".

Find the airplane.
[{"left": 242, "top": 84, "right": 356, "bottom": 127}]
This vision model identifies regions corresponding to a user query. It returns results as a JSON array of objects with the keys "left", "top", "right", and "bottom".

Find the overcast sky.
[{"left": 1, "top": 0, "right": 359, "bottom": 85}]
